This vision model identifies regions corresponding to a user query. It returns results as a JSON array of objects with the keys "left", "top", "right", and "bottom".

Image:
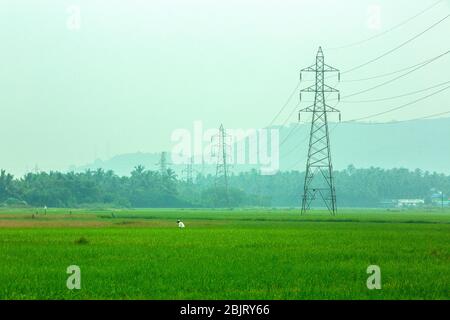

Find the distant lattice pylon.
[
  {"left": 157, "top": 151, "right": 172, "bottom": 176},
  {"left": 212, "top": 124, "right": 231, "bottom": 207},
  {"left": 182, "top": 156, "right": 195, "bottom": 184}
]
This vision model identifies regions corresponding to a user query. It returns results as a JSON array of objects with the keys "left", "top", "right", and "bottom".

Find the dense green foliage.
[
  {"left": 0, "top": 165, "right": 449, "bottom": 208},
  {"left": 0, "top": 209, "right": 448, "bottom": 299}
]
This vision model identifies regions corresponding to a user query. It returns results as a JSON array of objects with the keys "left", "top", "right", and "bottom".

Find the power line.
[
  {"left": 279, "top": 121, "right": 301, "bottom": 148},
  {"left": 285, "top": 122, "right": 340, "bottom": 171},
  {"left": 312, "top": 50, "right": 450, "bottom": 101},
  {"left": 281, "top": 103, "right": 301, "bottom": 128},
  {"left": 345, "top": 85, "right": 450, "bottom": 122},
  {"left": 280, "top": 124, "right": 307, "bottom": 156},
  {"left": 281, "top": 102, "right": 341, "bottom": 158},
  {"left": 267, "top": 15, "right": 449, "bottom": 130},
  {"left": 341, "top": 80, "right": 450, "bottom": 103},
  {"left": 340, "top": 50, "right": 449, "bottom": 99},
  {"left": 342, "top": 110, "right": 450, "bottom": 125},
  {"left": 280, "top": 79, "right": 340, "bottom": 147},
  {"left": 278, "top": 101, "right": 304, "bottom": 148},
  {"left": 392, "top": 110, "right": 450, "bottom": 122},
  {"left": 281, "top": 127, "right": 309, "bottom": 158},
  {"left": 341, "top": 54, "right": 449, "bottom": 82},
  {"left": 248, "top": 81, "right": 300, "bottom": 159},
  {"left": 267, "top": 81, "right": 301, "bottom": 127},
  {"left": 306, "top": 51, "right": 448, "bottom": 83},
  {"left": 327, "top": 0, "right": 445, "bottom": 51},
  {"left": 341, "top": 14, "right": 449, "bottom": 75},
  {"left": 285, "top": 109, "right": 450, "bottom": 172},
  {"left": 213, "top": 124, "right": 230, "bottom": 207},
  {"left": 299, "top": 47, "right": 340, "bottom": 215}
]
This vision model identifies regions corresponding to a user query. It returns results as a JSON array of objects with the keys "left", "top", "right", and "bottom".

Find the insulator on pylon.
[
  {"left": 339, "top": 113, "right": 342, "bottom": 122},
  {"left": 338, "top": 93, "right": 340, "bottom": 102},
  {"left": 300, "top": 72, "right": 302, "bottom": 81},
  {"left": 338, "top": 72, "right": 341, "bottom": 82},
  {"left": 298, "top": 113, "right": 301, "bottom": 122},
  {"left": 300, "top": 93, "right": 302, "bottom": 101}
]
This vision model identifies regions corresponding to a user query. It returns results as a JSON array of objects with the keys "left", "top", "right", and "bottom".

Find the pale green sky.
[{"left": 0, "top": 0, "right": 449, "bottom": 175}]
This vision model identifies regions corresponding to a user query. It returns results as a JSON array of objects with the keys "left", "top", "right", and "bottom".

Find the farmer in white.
[{"left": 177, "top": 219, "right": 185, "bottom": 228}]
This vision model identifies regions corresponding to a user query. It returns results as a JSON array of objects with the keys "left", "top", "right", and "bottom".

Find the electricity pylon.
[
  {"left": 213, "top": 124, "right": 230, "bottom": 206},
  {"left": 299, "top": 47, "right": 341, "bottom": 215},
  {"left": 157, "top": 151, "right": 171, "bottom": 176},
  {"left": 182, "top": 156, "right": 195, "bottom": 184}
]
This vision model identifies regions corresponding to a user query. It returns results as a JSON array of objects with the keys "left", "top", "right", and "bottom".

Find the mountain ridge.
[{"left": 71, "top": 117, "right": 450, "bottom": 176}]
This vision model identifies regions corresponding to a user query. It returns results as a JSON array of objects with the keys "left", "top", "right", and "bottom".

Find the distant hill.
[
  {"left": 71, "top": 152, "right": 164, "bottom": 177},
  {"left": 71, "top": 117, "right": 450, "bottom": 176},
  {"left": 330, "top": 117, "right": 450, "bottom": 174}
]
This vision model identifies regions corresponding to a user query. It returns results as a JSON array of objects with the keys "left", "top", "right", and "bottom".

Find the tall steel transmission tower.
[
  {"left": 157, "top": 151, "right": 171, "bottom": 176},
  {"left": 213, "top": 124, "right": 230, "bottom": 206},
  {"left": 182, "top": 156, "right": 194, "bottom": 184},
  {"left": 299, "top": 47, "right": 341, "bottom": 215}
]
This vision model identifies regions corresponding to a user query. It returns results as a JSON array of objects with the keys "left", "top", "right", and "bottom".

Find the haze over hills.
[
  {"left": 2, "top": 0, "right": 449, "bottom": 179},
  {"left": 71, "top": 117, "right": 450, "bottom": 176}
]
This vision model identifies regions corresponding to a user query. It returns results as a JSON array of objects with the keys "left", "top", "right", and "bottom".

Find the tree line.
[{"left": 0, "top": 165, "right": 449, "bottom": 208}]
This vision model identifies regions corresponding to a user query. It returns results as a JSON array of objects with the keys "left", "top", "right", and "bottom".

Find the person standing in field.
[{"left": 177, "top": 219, "right": 185, "bottom": 228}]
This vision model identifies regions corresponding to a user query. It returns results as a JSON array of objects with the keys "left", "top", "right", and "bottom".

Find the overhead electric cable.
[
  {"left": 327, "top": 0, "right": 445, "bottom": 51},
  {"left": 341, "top": 81, "right": 450, "bottom": 103},
  {"left": 267, "top": 81, "right": 301, "bottom": 127},
  {"left": 341, "top": 14, "right": 449, "bottom": 75},
  {"left": 340, "top": 50, "right": 449, "bottom": 99},
  {"left": 343, "top": 110, "right": 450, "bottom": 125},
  {"left": 345, "top": 85, "right": 450, "bottom": 122},
  {"left": 341, "top": 54, "right": 449, "bottom": 82}
]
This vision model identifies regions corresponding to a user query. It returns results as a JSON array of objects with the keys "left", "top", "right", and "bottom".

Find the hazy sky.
[{"left": 0, "top": 0, "right": 449, "bottom": 175}]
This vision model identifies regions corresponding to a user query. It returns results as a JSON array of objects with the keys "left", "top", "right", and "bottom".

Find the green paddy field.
[{"left": 0, "top": 208, "right": 448, "bottom": 300}]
